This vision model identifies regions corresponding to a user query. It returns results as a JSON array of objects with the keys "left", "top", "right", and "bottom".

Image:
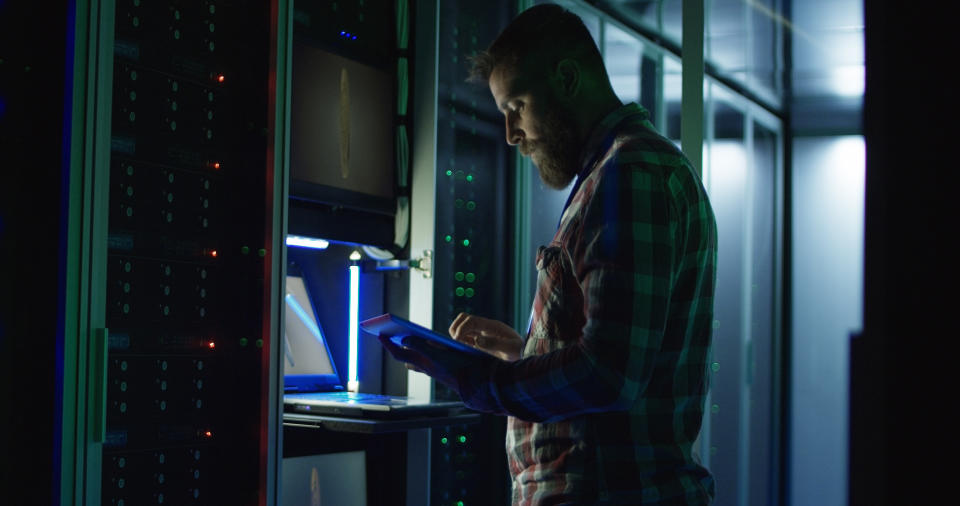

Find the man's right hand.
[{"left": 448, "top": 312, "right": 524, "bottom": 362}]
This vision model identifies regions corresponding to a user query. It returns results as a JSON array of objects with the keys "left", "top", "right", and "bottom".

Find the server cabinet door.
[{"left": 60, "top": 0, "right": 287, "bottom": 504}]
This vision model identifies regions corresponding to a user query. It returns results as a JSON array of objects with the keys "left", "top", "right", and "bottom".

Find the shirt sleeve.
[{"left": 458, "top": 157, "right": 678, "bottom": 422}]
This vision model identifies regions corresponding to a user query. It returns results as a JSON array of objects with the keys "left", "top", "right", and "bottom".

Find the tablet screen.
[{"left": 359, "top": 314, "right": 490, "bottom": 358}]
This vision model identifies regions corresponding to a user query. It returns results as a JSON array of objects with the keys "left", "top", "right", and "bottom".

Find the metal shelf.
[{"left": 283, "top": 411, "right": 483, "bottom": 434}]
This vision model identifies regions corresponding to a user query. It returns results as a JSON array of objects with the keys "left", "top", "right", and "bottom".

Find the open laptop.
[{"left": 282, "top": 269, "right": 463, "bottom": 419}]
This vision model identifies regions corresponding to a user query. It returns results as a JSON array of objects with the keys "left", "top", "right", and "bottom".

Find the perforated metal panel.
[
  {"left": 102, "top": 1, "right": 277, "bottom": 503},
  {"left": 428, "top": 1, "right": 515, "bottom": 504}
]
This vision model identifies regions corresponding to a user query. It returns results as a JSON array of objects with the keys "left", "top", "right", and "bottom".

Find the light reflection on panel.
[
  {"left": 704, "top": 138, "right": 748, "bottom": 506},
  {"left": 791, "top": 0, "right": 864, "bottom": 98},
  {"left": 790, "top": 135, "right": 864, "bottom": 506},
  {"left": 281, "top": 452, "right": 366, "bottom": 506}
]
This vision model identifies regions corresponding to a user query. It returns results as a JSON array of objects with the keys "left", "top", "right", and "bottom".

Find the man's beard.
[{"left": 521, "top": 104, "right": 581, "bottom": 190}]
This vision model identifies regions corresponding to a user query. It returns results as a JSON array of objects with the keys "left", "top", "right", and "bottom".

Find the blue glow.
[
  {"left": 285, "top": 294, "right": 325, "bottom": 344},
  {"left": 351, "top": 35, "right": 357, "bottom": 40},
  {"left": 348, "top": 265, "right": 359, "bottom": 388},
  {"left": 285, "top": 235, "right": 329, "bottom": 249}
]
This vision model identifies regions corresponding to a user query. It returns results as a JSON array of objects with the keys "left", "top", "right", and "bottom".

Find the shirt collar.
[
  {"left": 576, "top": 102, "right": 649, "bottom": 177},
  {"left": 556, "top": 103, "right": 650, "bottom": 231}
]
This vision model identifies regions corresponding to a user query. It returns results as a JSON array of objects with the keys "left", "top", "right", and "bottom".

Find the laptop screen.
[{"left": 284, "top": 275, "right": 341, "bottom": 391}]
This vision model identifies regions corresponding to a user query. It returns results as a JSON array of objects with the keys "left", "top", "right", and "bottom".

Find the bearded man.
[{"left": 380, "top": 4, "right": 719, "bottom": 504}]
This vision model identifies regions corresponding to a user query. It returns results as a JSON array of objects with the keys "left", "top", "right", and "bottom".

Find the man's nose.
[{"left": 505, "top": 116, "right": 523, "bottom": 146}]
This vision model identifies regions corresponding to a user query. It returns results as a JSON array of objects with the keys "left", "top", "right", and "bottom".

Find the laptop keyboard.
[{"left": 302, "top": 391, "right": 405, "bottom": 405}]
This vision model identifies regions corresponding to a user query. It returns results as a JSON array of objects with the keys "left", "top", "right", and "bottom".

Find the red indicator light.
[
  {"left": 212, "top": 162, "right": 220, "bottom": 169},
  {"left": 210, "top": 250, "right": 217, "bottom": 258},
  {"left": 208, "top": 341, "right": 215, "bottom": 349},
  {"left": 204, "top": 431, "right": 212, "bottom": 437},
  {"left": 217, "top": 74, "right": 225, "bottom": 83}
]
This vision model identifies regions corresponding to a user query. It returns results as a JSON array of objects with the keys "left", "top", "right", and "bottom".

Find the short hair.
[{"left": 468, "top": 4, "right": 607, "bottom": 84}]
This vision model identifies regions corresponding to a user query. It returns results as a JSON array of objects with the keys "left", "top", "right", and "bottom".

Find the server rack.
[
  {"left": 423, "top": 0, "right": 516, "bottom": 504},
  {"left": 53, "top": 1, "right": 287, "bottom": 504}
]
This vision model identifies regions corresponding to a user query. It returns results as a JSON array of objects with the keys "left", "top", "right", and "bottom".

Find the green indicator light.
[
  {"left": 711, "top": 362, "right": 720, "bottom": 372},
  {"left": 444, "top": 235, "right": 452, "bottom": 242},
  {"left": 446, "top": 170, "right": 453, "bottom": 176},
  {"left": 462, "top": 239, "right": 470, "bottom": 247},
  {"left": 255, "top": 339, "right": 264, "bottom": 348},
  {"left": 455, "top": 272, "right": 464, "bottom": 281},
  {"left": 458, "top": 502, "right": 464, "bottom": 506},
  {"left": 465, "top": 288, "right": 474, "bottom": 298},
  {"left": 466, "top": 201, "right": 476, "bottom": 211},
  {"left": 441, "top": 437, "right": 448, "bottom": 445},
  {"left": 458, "top": 435, "right": 467, "bottom": 443},
  {"left": 465, "top": 273, "right": 475, "bottom": 283},
  {"left": 455, "top": 287, "right": 465, "bottom": 297},
  {"left": 466, "top": 174, "right": 473, "bottom": 182},
  {"left": 239, "top": 338, "right": 248, "bottom": 347}
]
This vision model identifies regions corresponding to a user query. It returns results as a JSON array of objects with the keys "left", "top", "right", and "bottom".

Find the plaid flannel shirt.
[{"left": 460, "top": 103, "right": 718, "bottom": 504}]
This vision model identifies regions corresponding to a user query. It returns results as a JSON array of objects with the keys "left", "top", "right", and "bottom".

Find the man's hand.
[{"left": 449, "top": 312, "right": 524, "bottom": 361}]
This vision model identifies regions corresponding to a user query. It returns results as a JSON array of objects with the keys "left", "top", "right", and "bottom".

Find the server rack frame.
[{"left": 57, "top": 0, "right": 288, "bottom": 503}]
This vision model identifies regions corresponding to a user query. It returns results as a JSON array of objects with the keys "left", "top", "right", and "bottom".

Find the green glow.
[
  {"left": 458, "top": 435, "right": 467, "bottom": 443},
  {"left": 465, "top": 273, "right": 475, "bottom": 283},
  {"left": 441, "top": 437, "right": 448, "bottom": 445},
  {"left": 462, "top": 239, "right": 470, "bottom": 246},
  {"left": 457, "top": 502, "right": 464, "bottom": 506},
  {"left": 446, "top": 170, "right": 453, "bottom": 176},
  {"left": 466, "top": 201, "right": 476, "bottom": 211},
  {"left": 455, "top": 272, "right": 464, "bottom": 281},
  {"left": 711, "top": 362, "right": 720, "bottom": 372},
  {"left": 455, "top": 287, "right": 465, "bottom": 297},
  {"left": 466, "top": 174, "right": 473, "bottom": 182},
  {"left": 445, "top": 235, "right": 452, "bottom": 242},
  {"left": 465, "top": 288, "right": 474, "bottom": 298}
]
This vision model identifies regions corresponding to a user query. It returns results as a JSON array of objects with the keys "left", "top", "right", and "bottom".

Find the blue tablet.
[{"left": 359, "top": 313, "right": 490, "bottom": 358}]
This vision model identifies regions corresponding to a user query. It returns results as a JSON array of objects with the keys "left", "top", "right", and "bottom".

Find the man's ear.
[{"left": 553, "top": 58, "right": 581, "bottom": 99}]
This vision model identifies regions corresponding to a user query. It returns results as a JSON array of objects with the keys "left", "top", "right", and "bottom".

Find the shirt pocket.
[{"left": 526, "top": 245, "right": 585, "bottom": 355}]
